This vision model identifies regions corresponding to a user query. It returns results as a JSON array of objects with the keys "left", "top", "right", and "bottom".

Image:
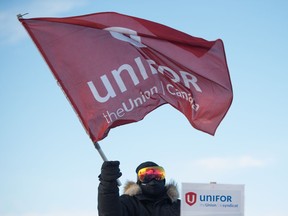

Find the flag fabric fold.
[{"left": 19, "top": 12, "right": 233, "bottom": 142}]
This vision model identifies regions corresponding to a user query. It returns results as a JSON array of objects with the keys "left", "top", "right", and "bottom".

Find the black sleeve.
[{"left": 98, "top": 179, "right": 122, "bottom": 216}]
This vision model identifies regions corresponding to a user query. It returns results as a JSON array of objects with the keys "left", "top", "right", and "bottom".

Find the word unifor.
[
  {"left": 199, "top": 195, "right": 232, "bottom": 202},
  {"left": 87, "top": 56, "right": 202, "bottom": 103},
  {"left": 87, "top": 56, "right": 202, "bottom": 123}
]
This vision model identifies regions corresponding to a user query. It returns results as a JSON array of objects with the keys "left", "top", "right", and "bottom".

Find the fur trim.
[
  {"left": 166, "top": 180, "right": 179, "bottom": 203},
  {"left": 123, "top": 181, "right": 142, "bottom": 196},
  {"left": 123, "top": 180, "right": 179, "bottom": 203}
]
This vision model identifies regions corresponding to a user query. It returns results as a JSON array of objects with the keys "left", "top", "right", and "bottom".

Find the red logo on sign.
[{"left": 185, "top": 192, "right": 197, "bottom": 206}]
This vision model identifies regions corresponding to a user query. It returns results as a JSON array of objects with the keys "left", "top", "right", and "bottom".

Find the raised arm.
[{"left": 98, "top": 161, "right": 122, "bottom": 216}]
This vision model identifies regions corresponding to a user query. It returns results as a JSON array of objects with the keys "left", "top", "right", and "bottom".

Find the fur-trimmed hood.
[{"left": 123, "top": 180, "right": 179, "bottom": 203}]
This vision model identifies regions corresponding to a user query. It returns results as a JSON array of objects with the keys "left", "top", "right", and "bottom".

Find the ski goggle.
[{"left": 137, "top": 166, "right": 165, "bottom": 183}]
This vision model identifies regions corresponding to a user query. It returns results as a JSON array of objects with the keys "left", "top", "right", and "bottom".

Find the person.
[{"left": 98, "top": 160, "right": 180, "bottom": 216}]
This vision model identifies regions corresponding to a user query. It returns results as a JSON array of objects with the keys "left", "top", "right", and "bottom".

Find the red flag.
[{"left": 19, "top": 12, "right": 233, "bottom": 142}]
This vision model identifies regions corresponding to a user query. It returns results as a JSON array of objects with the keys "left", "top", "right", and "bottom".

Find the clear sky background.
[{"left": 1, "top": 1, "right": 288, "bottom": 216}]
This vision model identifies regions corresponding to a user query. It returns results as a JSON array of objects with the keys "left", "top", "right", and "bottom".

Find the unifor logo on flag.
[{"left": 19, "top": 12, "right": 233, "bottom": 142}]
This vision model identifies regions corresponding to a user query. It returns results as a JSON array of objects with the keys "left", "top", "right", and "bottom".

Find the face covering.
[{"left": 140, "top": 179, "right": 166, "bottom": 196}]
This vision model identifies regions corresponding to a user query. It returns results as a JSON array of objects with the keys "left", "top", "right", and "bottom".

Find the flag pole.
[
  {"left": 94, "top": 142, "right": 108, "bottom": 161},
  {"left": 93, "top": 142, "right": 122, "bottom": 186}
]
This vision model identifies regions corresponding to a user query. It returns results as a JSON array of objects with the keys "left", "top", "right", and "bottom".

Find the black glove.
[{"left": 99, "top": 161, "right": 122, "bottom": 182}]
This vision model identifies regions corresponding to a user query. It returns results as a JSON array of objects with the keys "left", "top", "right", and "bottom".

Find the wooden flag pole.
[{"left": 94, "top": 142, "right": 122, "bottom": 186}]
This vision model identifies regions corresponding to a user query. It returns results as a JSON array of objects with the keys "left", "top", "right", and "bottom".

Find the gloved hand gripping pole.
[{"left": 93, "top": 142, "right": 122, "bottom": 186}]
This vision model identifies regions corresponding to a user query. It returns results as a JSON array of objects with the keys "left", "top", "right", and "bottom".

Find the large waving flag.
[{"left": 19, "top": 12, "right": 233, "bottom": 143}]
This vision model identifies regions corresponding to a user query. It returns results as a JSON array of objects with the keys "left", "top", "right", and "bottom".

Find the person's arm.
[{"left": 98, "top": 161, "right": 122, "bottom": 216}]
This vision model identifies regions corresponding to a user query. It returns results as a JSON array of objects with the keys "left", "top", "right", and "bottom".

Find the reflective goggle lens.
[{"left": 137, "top": 166, "right": 165, "bottom": 183}]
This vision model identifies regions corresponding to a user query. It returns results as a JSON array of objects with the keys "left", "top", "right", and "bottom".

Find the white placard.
[{"left": 181, "top": 183, "right": 244, "bottom": 216}]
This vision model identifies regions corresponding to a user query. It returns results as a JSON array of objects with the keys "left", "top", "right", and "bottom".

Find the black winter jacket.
[{"left": 98, "top": 180, "right": 180, "bottom": 216}]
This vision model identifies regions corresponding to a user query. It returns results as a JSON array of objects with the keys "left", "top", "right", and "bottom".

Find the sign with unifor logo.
[{"left": 181, "top": 183, "right": 245, "bottom": 216}]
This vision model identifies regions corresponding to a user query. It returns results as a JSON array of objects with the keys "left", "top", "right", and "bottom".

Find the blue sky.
[{"left": 1, "top": 0, "right": 288, "bottom": 216}]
